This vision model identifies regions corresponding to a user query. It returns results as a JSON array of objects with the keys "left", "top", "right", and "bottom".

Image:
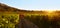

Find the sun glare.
[
  {"left": 46, "top": 10, "right": 54, "bottom": 13},
  {"left": 41, "top": 9, "right": 56, "bottom": 13}
]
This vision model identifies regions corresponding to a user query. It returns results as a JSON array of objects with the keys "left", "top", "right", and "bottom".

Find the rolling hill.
[{"left": 0, "top": 3, "right": 60, "bottom": 15}]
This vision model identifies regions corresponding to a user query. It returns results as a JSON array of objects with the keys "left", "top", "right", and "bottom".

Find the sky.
[{"left": 0, "top": 0, "right": 60, "bottom": 11}]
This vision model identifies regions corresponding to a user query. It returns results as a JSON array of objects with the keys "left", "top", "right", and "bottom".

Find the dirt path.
[{"left": 18, "top": 18, "right": 39, "bottom": 28}]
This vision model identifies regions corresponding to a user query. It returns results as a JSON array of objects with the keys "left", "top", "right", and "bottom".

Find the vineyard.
[
  {"left": 0, "top": 3, "right": 60, "bottom": 28},
  {"left": 23, "top": 14, "right": 60, "bottom": 28}
]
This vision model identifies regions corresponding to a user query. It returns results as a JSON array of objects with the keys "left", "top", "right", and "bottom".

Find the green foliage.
[{"left": 0, "top": 14, "right": 19, "bottom": 28}]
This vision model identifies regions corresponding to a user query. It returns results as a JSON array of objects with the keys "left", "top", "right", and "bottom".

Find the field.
[{"left": 20, "top": 12, "right": 60, "bottom": 28}]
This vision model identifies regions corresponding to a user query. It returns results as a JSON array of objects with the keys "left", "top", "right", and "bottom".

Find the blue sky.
[{"left": 0, "top": 0, "right": 60, "bottom": 10}]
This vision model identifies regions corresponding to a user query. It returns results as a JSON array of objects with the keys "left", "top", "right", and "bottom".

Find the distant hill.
[
  {"left": 0, "top": 3, "right": 20, "bottom": 12},
  {"left": 0, "top": 3, "right": 46, "bottom": 14},
  {"left": 0, "top": 3, "right": 60, "bottom": 15}
]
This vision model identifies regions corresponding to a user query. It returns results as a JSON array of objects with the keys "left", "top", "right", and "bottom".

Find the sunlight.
[
  {"left": 46, "top": 10, "right": 54, "bottom": 13},
  {"left": 42, "top": 9, "right": 58, "bottom": 13}
]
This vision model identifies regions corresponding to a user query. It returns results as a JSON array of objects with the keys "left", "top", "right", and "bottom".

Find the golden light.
[
  {"left": 44, "top": 9, "right": 56, "bottom": 13},
  {"left": 46, "top": 10, "right": 54, "bottom": 13}
]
